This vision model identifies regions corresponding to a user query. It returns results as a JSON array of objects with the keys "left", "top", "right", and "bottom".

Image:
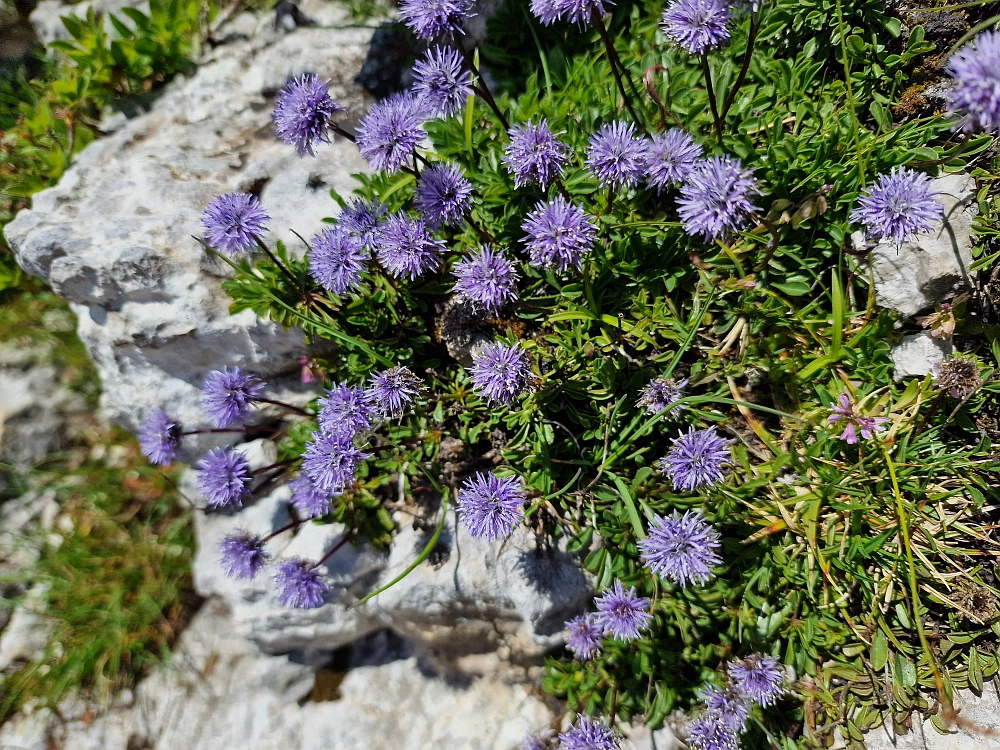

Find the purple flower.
[
  {"left": 565, "top": 613, "right": 603, "bottom": 661},
  {"left": 521, "top": 197, "right": 597, "bottom": 273},
  {"left": 309, "top": 227, "right": 370, "bottom": 295},
  {"left": 201, "top": 192, "right": 270, "bottom": 257},
  {"left": 849, "top": 167, "right": 943, "bottom": 244},
  {"left": 658, "top": 426, "right": 729, "bottom": 492},
  {"left": 139, "top": 409, "right": 182, "bottom": 465},
  {"left": 469, "top": 341, "right": 537, "bottom": 406},
  {"left": 530, "top": 0, "right": 612, "bottom": 25},
  {"left": 660, "top": 0, "right": 731, "bottom": 54},
  {"left": 289, "top": 474, "right": 336, "bottom": 519},
  {"left": 558, "top": 716, "right": 619, "bottom": 750},
  {"left": 201, "top": 367, "right": 266, "bottom": 428},
  {"left": 374, "top": 213, "right": 447, "bottom": 280},
  {"left": 685, "top": 716, "right": 738, "bottom": 750},
  {"left": 456, "top": 472, "right": 526, "bottom": 542},
  {"left": 594, "top": 580, "right": 653, "bottom": 641},
  {"left": 272, "top": 74, "right": 345, "bottom": 157},
  {"left": 586, "top": 121, "right": 648, "bottom": 190},
  {"left": 356, "top": 92, "right": 427, "bottom": 173},
  {"left": 399, "top": 0, "right": 473, "bottom": 39},
  {"left": 638, "top": 510, "right": 722, "bottom": 586},
  {"left": 700, "top": 684, "right": 751, "bottom": 732},
  {"left": 340, "top": 198, "right": 387, "bottom": 247},
  {"left": 827, "top": 392, "right": 888, "bottom": 444},
  {"left": 318, "top": 384, "right": 379, "bottom": 440},
  {"left": 367, "top": 366, "right": 424, "bottom": 418},
  {"left": 196, "top": 447, "right": 252, "bottom": 509},
  {"left": 645, "top": 129, "right": 702, "bottom": 190},
  {"left": 415, "top": 162, "right": 473, "bottom": 229},
  {"left": 413, "top": 45, "right": 474, "bottom": 118},
  {"left": 947, "top": 31, "right": 1000, "bottom": 133},
  {"left": 636, "top": 376, "right": 688, "bottom": 414},
  {"left": 218, "top": 532, "right": 269, "bottom": 581},
  {"left": 677, "top": 156, "right": 759, "bottom": 242},
  {"left": 273, "top": 558, "right": 328, "bottom": 609},
  {"left": 301, "top": 431, "right": 371, "bottom": 494},
  {"left": 452, "top": 245, "right": 520, "bottom": 313},
  {"left": 728, "top": 653, "right": 785, "bottom": 707},
  {"left": 503, "top": 120, "right": 571, "bottom": 188}
]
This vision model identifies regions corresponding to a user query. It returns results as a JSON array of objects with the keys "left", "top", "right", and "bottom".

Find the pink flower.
[{"left": 828, "top": 393, "right": 888, "bottom": 444}]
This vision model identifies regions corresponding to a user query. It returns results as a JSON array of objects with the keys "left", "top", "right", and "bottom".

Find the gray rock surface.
[{"left": 891, "top": 331, "right": 952, "bottom": 380}]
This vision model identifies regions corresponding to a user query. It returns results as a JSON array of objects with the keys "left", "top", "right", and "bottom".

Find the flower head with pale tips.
[
  {"left": 594, "top": 580, "right": 652, "bottom": 641},
  {"left": 456, "top": 472, "right": 526, "bottom": 542},
  {"left": 469, "top": 341, "right": 538, "bottom": 406},
  {"left": 452, "top": 245, "right": 520, "bottom": 313},
  {"left": 201, "top": 192, "right": 269, "bottom": 257},
  {"left": 139, "top": 409, "right": 182, "bottom": 466},
  {"left": 367, "top": 366, "right": 424, "bottom": 418},
  {"left": 273, "top": 558, "right": 328, "bottom": 609},
  {"left": 272, "top": 74, "right": 345, "bottom": 157},
  {"left": 196, "top": 447, "right": 252, "bottom": 509},
  {"left": 218, "top": 532, "right": 269, "bottom": 581}
]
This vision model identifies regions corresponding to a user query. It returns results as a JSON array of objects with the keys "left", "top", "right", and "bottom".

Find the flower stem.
[
  {"left": 256, "top": 397, "right": 312, "bottom": 418},
  {"left": 331, "top": 123, "right": 357, "bottom": 143},
  {"left": 181, "top": 428, "right": 245, "bottom": 435},
  {"left": 263, "top": 518, "right": 301, "bottom": 541},
  {"left": 313, "top": 530, "right": 354, "bottom": 569},
  {"left": 254, "top": 238, "right": 301, "bottom": 288},
  {"left": 701, "top": 54, "right": 723, "bottom": 142},
  {"left": 593, "top": 11, "right": 643, "bottom": 131},
  {"left": 249, "top": 458, "right": 297, "bottom": 477},
  {"left": 720, "top": 12, "right": 760, "bottom": 121}
]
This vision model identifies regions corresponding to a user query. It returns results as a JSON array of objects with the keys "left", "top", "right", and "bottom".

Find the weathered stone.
[
  {"left": 891, "top": 331, "right": 952, "bottom": 380},
  {"left": 0, "top": 586, "right": 52, "bottom": 672}
]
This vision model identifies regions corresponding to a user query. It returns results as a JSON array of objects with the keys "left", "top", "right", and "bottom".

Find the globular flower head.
[
  {"left": 469, "top": 341, "right": 538, "bottom": 406},
  {"left": 504, "top": 120, "right": 571, "bottom": 188},
  {"left": 645, "top": 129, "right": 702, "bottom": 190},
  {"left": 558, "top": 716, "right": 620, "bottom": 750},
  {"left": 273, "top": 558, "right": 328, "bottom": 609},
  {"left": 531, "top": 0, "right": 612, "bottom": 25},
  {"left": 201, "top": 367, "right": 266, "bottom": 428},
  {"left": 367, "top": 366, "right": 424, "bottom": 418},
  {"left": 700, "top": 684, "right": 751, "bottom": 732},
  {"left": 139, "top": 409, "right": 182, "bottom": 465},
  {"left": 685, "top": 715, "right": 739, "bottom": 750},
  {"left": 375, "top": 212, "right": 447, "bottom": 280},
  {"left": 522, "top": 197, "right": 597, "bottom": 273},
  {"left": 636, "top": 376, "right": 688, "bottom": 415},
  {"left": 301, "top": 431, "right": 371, "bottom": 495},
  {"left": 289, "top": 473, "right": 336, "bottom": 520},
  {"left": 218, "top": 532, "right": 269, "bottom": 581},
  {"left": 272, "top": 74, "right": 345, "bottom": 157},
  {"left": 452, "top": 245, "right": 520, "bottom": 313},
  {"left": 594, "top": 580, "right": 653, "bottom": 641},
  {"left": 934, "top": 355, "right": 982, "bottom": 399},
  {"left": 677, "top": 155, "right": 759, "bottom": 242},
  {"left": 413, "top": 45, "right": 473, "bottom": 118},
  {"left": 660, "top": 0, "right": 731, "bottom": 54},
  {"left": 947, "top": 31, "right": 1000, "bottom": 133},
  {"left": 728, "top": 653, "right": 785, "bottom": 707},
  {"left": 309, "top": 226, "right": 370, "bottom": 295},
  {"left": 399, "top": 0, "right": 473, "bottom": 39},
  {"left": 565, "top": 613, "right": 603, "bottom": 661},
  {"left": 356, "top": 92, "right": 427, "bottom": 173},
  {"left": 415, "top": 162, "right": 473, "bottom": 229},
  {"left": 586, "top": 121, "right": 648, "bottom": 190},
  {"left": 638, "top": 510, "right": 722, "bottom": 586},
  {"left": 196, "top": 447, "right": 252, "bottom": 509},
  {"left": 201, "top": 192, "right": 270, "bottom": 256},
  {"left": 318, "top": 383, "right": 379, "bottom": 440},
  {"left": 827, "top": 392, "right": 888, "bottom": 444},
  {"left": 457, "top": 472, "right": 526, "bottom": 542},
  {"left": 849, "top": 167, "right": 943, "bottom": 245},
  {"left": 658, "top": 426, "right": 729, "bottom": 492},
  {"left": 339, "top": 198, "right": 387, "bottom": 247}
]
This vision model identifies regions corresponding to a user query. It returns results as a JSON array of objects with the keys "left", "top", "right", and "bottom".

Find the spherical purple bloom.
[
  {"left": 453, "top": 245, "right": 520, "bottom": 313},
  {"left": 586, "top": 121, "right": 648, "bottom": 191},
  {"left": 196, "top": 447, "right": 252, "bottom": 510},
  {"left": 415, "top": 162, "right": 473, "bottom": 229},
  {"left": 201, "top": 192, "right": 270, "bottom": 257},
  {"left": 728, "top": 653, "right": 785, "bottom": 707},
  {"left": 636, "top": 376, "right": 688, "bottom": 414},
  {"left": 660, "top": 0, "right": 731, "bottom": 54},
  {"left": 318, "top": 384, "right": 379, "bottom": 440},
  {"left": 531, "top": 0, "right": 612, "bottom": 25},
  {"left": 340, "top": 198, "right": 387, "bottom": 247},
  {"left": 272, "top": 74, "right": 345, "bottom": 157},
  {"left": 849, "top": 166, "right": 943, "bottom": 244},
  {"left": 947, "top": 31, "right": 1000, "bottom": 133},
  {"left": 309, "top": 227, "right": 370, "bottom": 295},
  {"left": 301, "top": 431, "right": 371, "bottom": 495},
  {"left": 558, "top": 716, "right": 620, "bottom": 750},
  {"left": 374, "top": 213, "right": 447, "bottom": 280},
  {"left": 565, "top": 613, "right": 603, "bottom": 661},
  {"left": 503, "top": 120, "right": 571, "bottom": 188},
  {"left": 399, "top": 0, "right": 473, "bottom": 39},
  {"left": 700, "top": 684, "right": 752, "bottom": 732},
  {"left": 645, "top": 129, "right": 702, "bottom": 190},
  {"left": 218, "top": 532, "right": 269, "bottom": 581},
  {"left": 273, "top": 558, "right": 328, "bottom": 609},
  {"left": 685, "top": 715, "right": 738, "bottom": 750},
  {"left": 469, "top": 341, "right": 537, "bottom": 406},
  {"left": 677, "top": 155, "right": 759, "bottom": 242},
  {"left": 139, "top": 409, "right": 183, "bottom": 465},
  {"left": 521, "top": 197, "right": 597, "bottom": 273},
  {"left": 658, "top": 426, "right": 729, "bottom": 492},
  {"left": 367, "top": 366, "right": 424, "bottom": 418},
  {"left": 413, "top": 45, "right": 474, "bottom": 118},
  {"left": 289, "top": 473, "right": 336, "bottom": 520},
  {"left": 638, "top": 510, "right": 722, "bottom": 586},
  {"left": 456, "top": 472, "right": 526, "bottom": 542},
  {"left": 356, "top": 92, "right": 427, "bottom": 173},
  {"left": 827, "top": 392, "right": 888, "bottom": 444},
  {"left": 201, "top": 367, "right": 266, "bottom": 428},
  {"left": 594, "top": 580, "right": 653, "bottom": 641}
]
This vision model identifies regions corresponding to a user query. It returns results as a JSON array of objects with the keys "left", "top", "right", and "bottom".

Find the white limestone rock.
[{"left": 891, "top": 331, "right": 952, "bottom": 380}]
